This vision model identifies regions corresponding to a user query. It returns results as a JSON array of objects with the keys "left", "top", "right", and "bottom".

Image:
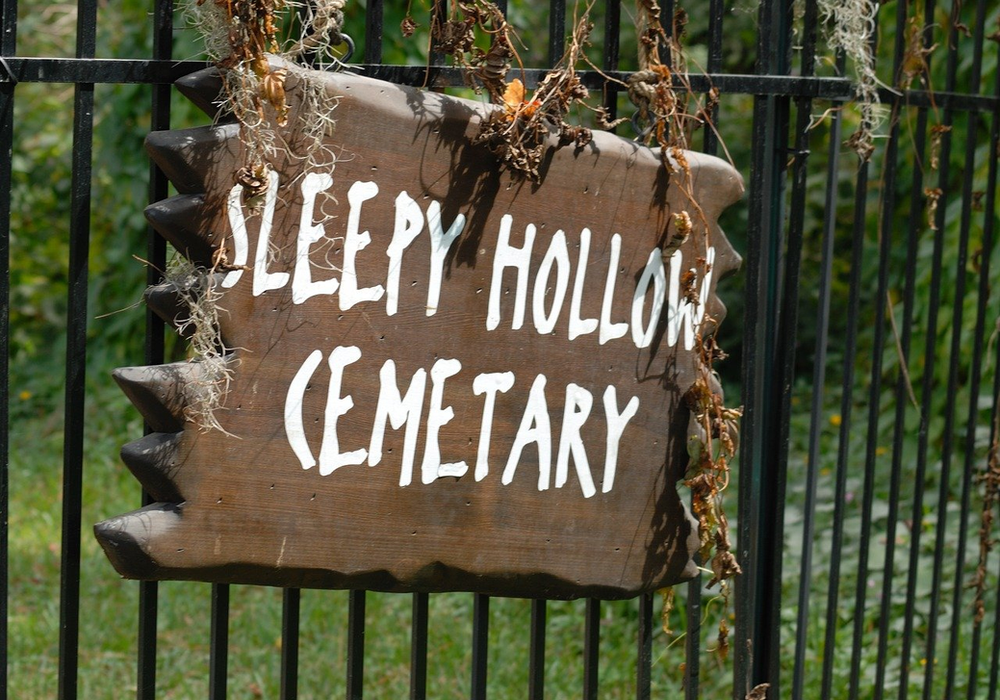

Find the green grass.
[{"left": 7, "top": 381, "right": 733, "bottom": 698}]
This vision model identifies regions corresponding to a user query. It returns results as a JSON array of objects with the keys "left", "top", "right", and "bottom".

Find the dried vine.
[
  {"left": 628, "top": 0, "right": 743, "bottom": 657},
  {"left": 629, "top": 1, "right": 721, "bottom": 174},
  {"left": 972, "top": 381, "right": 1000, "bottom": 626},
  {"left": 819, "top": 0, "right": 883, "bottom": 160},
  {"left": 172, "top": 0, "right": 347, "bottom": 431},
  {"left": 472, "top": 14, "right": 615, "bottom": 181},
  {"left": 162, "top": 257, "right": 237, "bottom": 434},
  {"left": 426, "top": 0, "right": 626, "bottom": 182},
  {"left": 430, "top": 0, "right": 517, "bottom": 101},
  {"left": 187, "top": 0, "right": 346, "bottom": 204}
]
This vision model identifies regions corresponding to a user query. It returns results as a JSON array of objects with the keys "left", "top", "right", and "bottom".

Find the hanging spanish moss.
[
  {"left": 185, "top": 0, "right": 347, "bottom": 202},
  {"left": 818, "top": 0, "right": 883, "bottom": 160},
  {"left": 165, "top": 0, "right": 349, "bottom": 432}
]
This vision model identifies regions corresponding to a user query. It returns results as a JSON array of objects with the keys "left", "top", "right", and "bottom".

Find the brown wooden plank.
[
  {"left": 120, "top": 432, "right": 185, "bottom": 502},
  {"left": 175, "top": 67, "right": 225, "bottom": 120},
  {"left": 145, "top": 194, "right": 221, "bottom": 266},
  {"left": 96, "top": 58, "right": 743, "bottom": 599},
  {"left": 112, "top": 363, "right": 206, "bottom": 433},
  {"left": 143, "top": 282, "right": 191, "bottom": 336}
]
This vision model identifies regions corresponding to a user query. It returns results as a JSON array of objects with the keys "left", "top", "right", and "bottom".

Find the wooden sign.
[{"left": 95, "top": 60, "right": 743, "bottom": 599}]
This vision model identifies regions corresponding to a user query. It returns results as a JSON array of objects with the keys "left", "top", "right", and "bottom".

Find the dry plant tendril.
[
  {"left": 187, "top": 0, "right": 346, "bottom": 204},
  {"left": 972, "top": 373, "right": 1000, "bottom": 626},
  {"left": 624, "top": 0, "right": 744, "bottom": 656},
  {"left": 466, "top": 5, "right": 624, "bottom": 182},
  {"left": 172, "top": 0, "right": 345, "bottom": 431},
  {"left": 431, "top": 0, "right": 516, "bottom": 101},
  {"left": 163, "top": 256, "right": 238, "bottom": 435},
  {"left": 817, "top": 0, "right": 885, "bottom": 160}
]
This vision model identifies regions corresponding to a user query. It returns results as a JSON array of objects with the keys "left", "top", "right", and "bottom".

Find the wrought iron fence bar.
[
  {"left": 602, "top": 0, "right": 620, "bottom": 125},
  {"left": 707, "top": 0, "right": 724, "bottom": 73},
  {"left": 684, "top": 576, "right": 700, "bottom": 698},
  {"left": 347, "top": 590, "right": 366, "bottom": 699},
  {"left": 0, "top": 0, "right": 13, "bottom": 54},
  {"left": 735, "top": 0, "right": 777, "bottom": 686},
  {"left": 820, "top": 123, "right": 867, "bottom": 700},
  {"left": 920, "top": 8, "right": 963, "bottom": 697},
  {"left": 659, "top": 0, "right": 673, "bottom": 67},
  {"left": 935, "top": 146, "right": 982, "bottom": 680},
  {"left": 876, "top": 102, "right": 927, "bottom": 698},
  {"left": 137, "top": 173, "right": 165, "bottom": 676},
  {"left": 847, "top": 3, "right": 907, "bottom": 694},
  {"left": 363, "top": 0, "right": 382, "bottom": 64},
  {"left": 780, "top": 83, "right": 815, "bottom": 700},
  {"left": 736, "top": 0, "right": 787, "bottom": 686},
  {"left": 955, "top": 130, "right": 996, "bottom": 695},
  {"left": 758, "top": 0, "right": 796, "bottom": 688},
  {"left": 281, "top": 588, "right": 301, "bottom": 700},
  {"left": 792, "top": 100, "right": 841, "bottom": 700},
  {"left": 846, "top": 133, "right": 890, "bottom": 700},
  {"left": 945, "top": 4, "right": 993, "bottom": 696},
  {"left": 870, "top": 23, "right": 932, "bottom": 700},
  {"left": 747, "top": 0, "right": 795, "bottom": 690},
  {"left": 680, "top": 588, "right": 702, "bottom": 700},
  {"left": 57, "top": 1, "right": 98, "bottom": 697},
  {"left": 0, "top": 0, "right": 13, "bottom": 696},
  {"left": 701, "top": 0, "right": 725, "bottom": 155},
  {"left": 758, "top": 117, "right": 789, "bottom": 700},
  {"left": 547, "top": 0, "right": 566, "bottom": 67},
  {"left": 788, "top": 2, "right": 825, "bottom": 697},
  {"left": 894, "top": 116, "right": 937, "bottom": 700},
  {"left": 471, "top": 594, "right": 489, "bottom": 700},
  {"left": 583, "top": 598, "right": 599, "bottom": 700},
  {"left": 966, "top": 52, "right": 1000, "bottom": 700},
  {"left": 410, "top": 593, "right": 428, "bottom": 700},
  {"left": 899, "top": 55, "right": 950, "bottom": 700},
  {"left": 0, "top": 58, "right": 207, "bottom": 83},
  {"left": 528, "top": 599, "right": 546, "bottom": 700},
  {"left": 638, "top": 594, "right": 652, "bottom": 700},
  {"left": 209, "top": 584, "right": 230, "bottom": 699},
  {"left": 869, "top": 9, "right": 922, "bottom": 700},
  {"left": 734, "top": 91, "right": 768, "bottom": 700},
  {"left": 889, "top": 10, "right": 939, "bottom": 700},
  {"left": 140, "top": 2, "right": 174, "bottom": 697}
]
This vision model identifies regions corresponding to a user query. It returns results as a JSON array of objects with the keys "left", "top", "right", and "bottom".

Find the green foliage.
[{"left": 9, "top": 1, "right": 205, "bottom": 418}]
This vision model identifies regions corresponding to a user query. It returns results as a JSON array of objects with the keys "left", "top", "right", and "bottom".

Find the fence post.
[
  {"left": 734, "top": 0, "right": 795, "bottom": 694},
  {"left": 0, "top": 1, "right": 15, "bottom": 698}
]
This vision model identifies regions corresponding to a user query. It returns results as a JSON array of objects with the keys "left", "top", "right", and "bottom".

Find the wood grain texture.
[
  {"left": 112, "top": 363, "right": 205, "bottom": 433},
  {"left": 143, "top": 282, "right": 192, "bottom": 335},
  {"left": 145, "top": 194, "right": 219, "bottom": 266},
  {"left": 96, "top": 59, "right": 743, "bottom": 599},
  {"left": 175, "top": 68, "right": 225, "bottom": 119}
]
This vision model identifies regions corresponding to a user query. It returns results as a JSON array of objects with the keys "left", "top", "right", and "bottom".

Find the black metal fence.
[{"left": 1, "top": 0, "right": 999, "bottom": 697}]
